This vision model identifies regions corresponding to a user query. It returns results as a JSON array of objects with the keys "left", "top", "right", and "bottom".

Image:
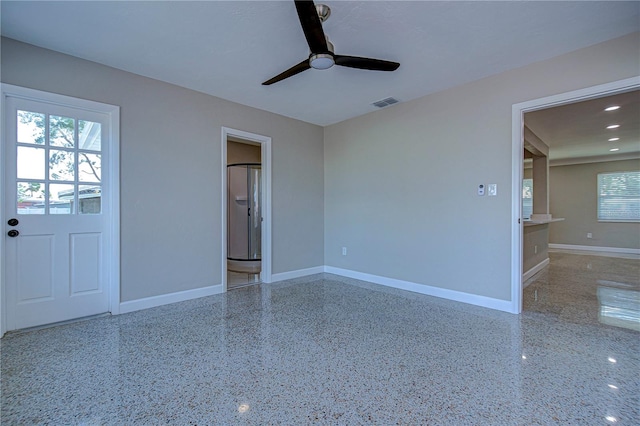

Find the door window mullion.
[{"left": 74, "top": 116, "right": 79, "bottom": 214}]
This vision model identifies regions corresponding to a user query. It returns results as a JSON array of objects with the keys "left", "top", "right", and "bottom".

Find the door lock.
[
  {"left": 7, "top": 230, "right": 19, "bottom": 238},
  {"left": 8, "top": 218, "right": 19, "bottom": 226}
]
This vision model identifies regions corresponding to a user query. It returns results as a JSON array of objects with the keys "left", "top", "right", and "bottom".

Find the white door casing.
[{"left": 1, "top": 84, "right": 120, "bottom": 334}]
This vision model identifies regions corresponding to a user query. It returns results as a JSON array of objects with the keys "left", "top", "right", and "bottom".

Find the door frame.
[
  {"left": 0, "top": 84, "right": 120, "bottom": 335},
  {"left": 221, "top": 127, "right": 272, "bottom": 290},
  {"left": 510, "top": 76, "right": 640, "bottom": 314}
]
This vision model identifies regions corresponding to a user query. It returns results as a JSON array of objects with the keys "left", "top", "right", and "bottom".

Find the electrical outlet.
[
  {"left": 587, "top": 233, "right": 592, "bottom": 239},
  {"left": 342, "top": 247, "right": 347, "bottom": 256}
]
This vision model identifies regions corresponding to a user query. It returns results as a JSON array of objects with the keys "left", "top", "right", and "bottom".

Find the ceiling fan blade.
[
  {"left": 262, "top": 59, "right": 311, "bottom": 85},
  {"left": 334, "top": 55, "right": 400, "bottom": 72},
  {"left": 295, "top": 0, "right": 328, "bottom": 53}
]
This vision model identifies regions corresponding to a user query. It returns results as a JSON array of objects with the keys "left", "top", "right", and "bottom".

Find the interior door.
[{"left": 4, "top": 96, "right": 110, "bottom": 330}]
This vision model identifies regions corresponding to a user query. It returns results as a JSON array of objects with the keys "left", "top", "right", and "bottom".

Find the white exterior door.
[{"left": 2, "top": 87, "right": 119, "bottom": 331}]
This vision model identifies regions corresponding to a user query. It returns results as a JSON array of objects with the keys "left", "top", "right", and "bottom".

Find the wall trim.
[
  {"left": 271, "top": 266, "right": 325, "bottom": 282},
  {"left": 109, "top": 261, "right": 528, "bottom": 318},
  {"left": 549, "top": 244, "right": 640, "bottom": 258},
  {"left": 523, "top": 258, "right": 550, "bottom": 283},
  {"left": 324, "top": 266, "right": 514, "bottom": 313},
  {"left": 119, "top": 284, "right": 224, "bottom": 314}
]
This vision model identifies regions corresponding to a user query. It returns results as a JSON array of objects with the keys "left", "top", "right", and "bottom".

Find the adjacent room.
[
  {"left": 522, "top": 91, "right": 640, "bottom": 330},
  {"left": 1, "top": 1, "right": 638, "bottom": 424}
]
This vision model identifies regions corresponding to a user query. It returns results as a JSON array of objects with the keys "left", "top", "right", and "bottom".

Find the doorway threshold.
[{"left": 4, "top": 313, "right": 111, "bottom": 336}]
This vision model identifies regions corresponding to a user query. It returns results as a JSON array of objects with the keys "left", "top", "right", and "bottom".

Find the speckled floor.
[
  {"left": 524, "top": 252, "right": 640, "bottom": 331},
  {"left": 227, "top": 271, "right": 260, "bottom": 290},
  {"left": 2, "top": 257, "right": 639, "bottom": 425}
]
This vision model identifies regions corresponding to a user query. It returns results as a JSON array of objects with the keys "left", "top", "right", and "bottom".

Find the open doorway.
[
  {"left": 510, "top": 77, "right": 640, "bottom": 314},
  {"left": 221, "top": 128, "right": 272, "bottom": 291}
]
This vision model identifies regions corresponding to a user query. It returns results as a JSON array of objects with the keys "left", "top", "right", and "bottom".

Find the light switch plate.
[{"left": 488, "top": 183, "right": 497, "bottom": 196}]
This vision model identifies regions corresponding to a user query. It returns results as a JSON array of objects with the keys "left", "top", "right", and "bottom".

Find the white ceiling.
[
  {"left": 525, "top": 90, "right": 640, "bottom": 164},
  {"left": 2, "top": 1, "right": 638, "bottom": 128}
]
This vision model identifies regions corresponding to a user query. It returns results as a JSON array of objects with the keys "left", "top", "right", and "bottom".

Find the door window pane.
[
  {"left": 17, "top": 181, "right": 45, "bottom": 215},
  {"left": 78, "top": 185, "right": 101, "bottom": 214},
  {"left": 17, "top": 146, "right": 45, "bottom": 180},
  {"left": 17, "top": 111, "right": 45, "bottom": 145},
  {"left": 49, "top": 150, "right": 75, "bottom": 181},
  {"left": 49, "top": 115, "right": 75, "bottom": 148},
  {"left": 79, "top": 120, "right": 101, "bottom": 151},
  {"left": 78, "top": 153, "right": 101, "bottom": 182},
  {"left": 50, "top": 184, "right": 74, "bottom": 214}
]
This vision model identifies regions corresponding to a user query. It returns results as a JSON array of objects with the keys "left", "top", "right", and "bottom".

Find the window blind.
[{"left": 597, "top": 171, "right": 640, "bottom": 222}]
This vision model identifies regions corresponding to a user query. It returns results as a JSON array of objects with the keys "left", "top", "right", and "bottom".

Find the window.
[
  {"left": 16, "top": 110, "right": 102, "bottom": 215},
  {"left": 522, "top": 178, "right": 533, "bottom": 220},
  {"left": 597, "top": 171, "right": 640, "bottom": 222}
]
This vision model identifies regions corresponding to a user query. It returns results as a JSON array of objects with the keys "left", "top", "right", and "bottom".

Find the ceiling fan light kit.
[
  {"left": 262, "top": 0, "right": 400, "bottom": 85},
  {"left": 310, "top": 53, "right": 334, "bottom": 70}
]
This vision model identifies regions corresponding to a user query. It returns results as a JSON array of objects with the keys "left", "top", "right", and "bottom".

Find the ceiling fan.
[{"left": 262, "top": 0, "right": 400, "bottom": 85}]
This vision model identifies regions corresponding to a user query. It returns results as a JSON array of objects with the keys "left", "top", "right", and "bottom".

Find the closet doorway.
[{"left": 221, "top": 128, "right": 271, "bottom": 290}]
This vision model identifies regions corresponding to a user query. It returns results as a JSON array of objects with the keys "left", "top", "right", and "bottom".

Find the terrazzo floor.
[
  {"left": 524, "top": 252, "right": 640, "bottom": 331},
  {"left": 1, "top": 254, "right": 639, "bottom": 425},
  {"left": 227, "top": 271, "right": 260, "bottom": 290}
]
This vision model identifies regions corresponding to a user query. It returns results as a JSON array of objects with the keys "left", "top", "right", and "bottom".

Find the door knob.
[
  {"left": 7, "top": 230, "right": 19, "bottom": 238},
  {"left": 8, "top": 218, "right": 19, "bottom": 226}
]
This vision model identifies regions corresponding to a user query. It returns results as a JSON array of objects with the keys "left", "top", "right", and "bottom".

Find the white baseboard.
[
  {"left": 523, "top": 258, "right": 550, "bottom": 284},
  {"left": 549, "top": 244, "right": 640, "bottom": 259},
  {"left": 119, "top": 284, "right": 224, "bottom": 314},
  {"left": 270, "top": 266, "right": 325, "bottom": 282},
  {"left": 324, "top": 266, "right": 513, "bottom": 313},
  {"left": 118, "top": 265, "right": 325, "bottom": 317},
  {"left": 118, "top": 263, "right": 520, "bottom": 317}
]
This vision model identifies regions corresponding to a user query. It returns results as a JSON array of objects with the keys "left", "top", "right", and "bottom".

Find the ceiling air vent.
[{"left": 371, "top": 97, "right": 400, "bottom": 108}]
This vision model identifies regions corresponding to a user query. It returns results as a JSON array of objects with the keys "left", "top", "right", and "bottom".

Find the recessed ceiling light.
[
  {"left": 606, "top": 124, "right": 620, "bottom": 129},
  {"left": 610, "top": 148, "right": 620, "bottom": 152},
  {"left": 608, "top": 137, "right": 620, "bottom": 142},
  {"left": 605, "top": 106, "right": 620, "bottom": 111}
]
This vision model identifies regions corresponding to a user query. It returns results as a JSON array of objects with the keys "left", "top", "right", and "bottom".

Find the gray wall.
[
  {"left": 549, "top": 158, "right": 640, "bottom": 249},
  {"left": 324, "top": 32, "right": 639, "bottom": 301},
  {"left": 523, "top": 225, "right": 549, "bottom": 273},
  {"left": 1, "top": 37, "right": 325, "bottom": 302}
]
